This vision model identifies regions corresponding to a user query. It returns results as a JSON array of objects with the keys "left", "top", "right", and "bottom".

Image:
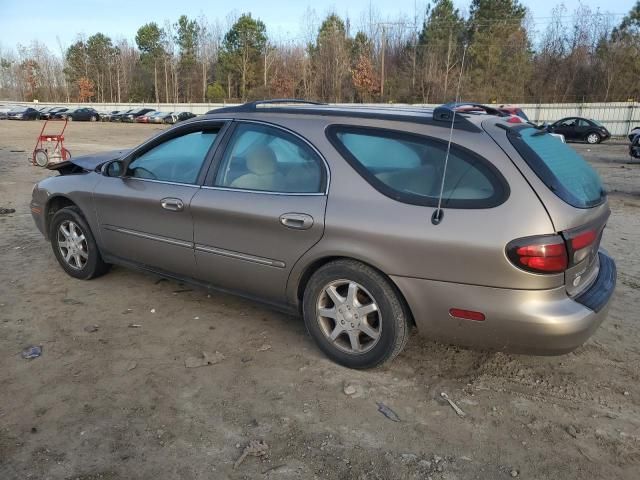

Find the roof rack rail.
[
  {"left": 205, "top": 100, "right": 482, "bottom": 132},
  {"left": 207, "top": 99, "right": 327, "bottom": 114}
]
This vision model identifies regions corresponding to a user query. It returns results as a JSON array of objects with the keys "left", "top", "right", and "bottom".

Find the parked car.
[
  {"left": 142, "top": 111, "right": 171, "bottom": 124},
  {"left": 120, "top": 108, "right": 156, "bottom": 123},
  {"left": 99, "top": 110, "right": 121, "bottom": 122},
  {"left": 31, "top": 100, "right": 616, "bottom": 369},
  {"left": 7, "top": 106, "right": 40, "bottom": 120},
  {"left": 630, "top": 134, "right": 640, "bottom": 159},
  {"left": 135, "top": 111, "right": 163, "bottom": 123},
  {"left": 628, "top": 126, "right": 640, "bottom": 142},
  {"left": 110, "top": 109, "right": 135, "bottom": 122},
  {"left": 41, "top": 107, "right": 68, "bottom": 120},
  {"left": 56, "top": 107, "right": 100, "bottom": 122},
  {"left": 172, "top": 111, "right": 197, "bottom": 123},
  {"left": 0, "top": 105, "right": 11, "bottom": 120},
  {"left": 548, "top": 117, "right": 610, "bottom": 144}
]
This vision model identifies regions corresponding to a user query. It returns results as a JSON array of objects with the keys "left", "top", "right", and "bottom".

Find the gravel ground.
[{"left": 0, "top": 120, "right": 639, "bottom": 480}]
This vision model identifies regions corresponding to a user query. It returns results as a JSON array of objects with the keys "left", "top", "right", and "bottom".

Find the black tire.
[
  {"left": 302, "top": 259, "right": 410, "bottom": 369},
  {"left": 90, "top": 115, "right": 97, "bottom": 122},
  {"left": 50, "top": 207, "right": 110, "bottom": 280}
]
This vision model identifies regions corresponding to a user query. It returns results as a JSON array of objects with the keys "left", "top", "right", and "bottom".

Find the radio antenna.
[{"left": 431, "top": 44, "right": 468, "bottom": 226}]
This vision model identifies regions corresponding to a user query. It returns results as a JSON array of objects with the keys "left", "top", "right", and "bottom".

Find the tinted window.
[
  {"left": 128, "top": 130, "right": 218, "bottom": 184},
  {"left": 215, "top": 123, "right": 324, "bottom": 193},
  {"left": 328, "top": 126, "right": 508, "bottom": 208},
  {"left": 559, "top": 118, "right": 576, "bottom": 127},
  {"left": 507, "top": 127, "right": 604, "bottom": 208},
  {"left": 578, "top": 119, "right": 591, "bottom": 127}
]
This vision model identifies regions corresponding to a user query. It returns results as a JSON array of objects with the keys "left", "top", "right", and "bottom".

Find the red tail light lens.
[
  {"left": 507, "top": 235, "right": 568, "bottom": 274},
  {"left": 571, "top": 230, "right": 597, "bottom": 250}
]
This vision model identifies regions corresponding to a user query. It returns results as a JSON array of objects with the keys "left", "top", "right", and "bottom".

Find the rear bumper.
[{"left": 391, "top": 250, "right": 616, "bottom": 355}]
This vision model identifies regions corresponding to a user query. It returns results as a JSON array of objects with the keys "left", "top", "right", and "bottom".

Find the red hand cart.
[{"left": 32, "top": 119, "right": 71, "bottom": 167}]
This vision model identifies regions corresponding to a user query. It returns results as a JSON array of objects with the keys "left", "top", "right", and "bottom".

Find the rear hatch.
[{"left": 483, "top": 119, "right": 610, "bottom": 297}]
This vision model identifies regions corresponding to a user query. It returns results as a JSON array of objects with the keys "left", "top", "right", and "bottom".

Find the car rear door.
[
  {"left": 190, "top": 121, "right": 328, "bottom": 303},
  {"left": 93, "top": 121, "right": 227, "bottom": 278}
]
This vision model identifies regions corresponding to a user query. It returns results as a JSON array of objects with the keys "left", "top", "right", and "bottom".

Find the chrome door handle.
[
  {"left": 279, "top": 213, "right": 314, "bottom": 230},
  {"left": 161, "top": 198, "right": 184, "bottom": 212}
]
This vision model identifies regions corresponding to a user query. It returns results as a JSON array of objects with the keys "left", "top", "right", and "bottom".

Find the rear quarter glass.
[{"left": 506, "top": 127, "right": 605, "bottom": 209}]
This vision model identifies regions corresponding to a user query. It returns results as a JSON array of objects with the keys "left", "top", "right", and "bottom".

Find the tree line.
[{"left": 1, "top": 0, "right": 640, "bottom": 105}]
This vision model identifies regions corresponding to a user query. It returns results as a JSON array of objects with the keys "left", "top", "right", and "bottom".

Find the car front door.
[
  {"left": 558, "top": 118, "right": 579, "bottom": 140},
  {"left": 93, "top": 122, "right": 226, "bottom": 277},
  {"left": 190, "top": 121, "right": 328, "bottom": 303}
]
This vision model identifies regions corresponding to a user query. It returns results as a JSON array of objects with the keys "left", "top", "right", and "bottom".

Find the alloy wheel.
[
  {"left": 316, "top": 279, "right": 382, "bottom": 354},
  {"left": 57, "top": 220, "right": 88, "bottom": 270},
  {"left": 587, "top": 133, "right": 599, "bottom": 144}
]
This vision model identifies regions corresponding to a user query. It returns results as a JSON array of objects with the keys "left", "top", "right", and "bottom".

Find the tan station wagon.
[{"left": 31, "top": 101, "right": 616, "bottom": 368}]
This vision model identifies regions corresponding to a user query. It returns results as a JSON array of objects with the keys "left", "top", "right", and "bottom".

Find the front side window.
[
  {"left": 128, "top": 129, "right": 218, "bottom": 184},
  {"left": 214, "top": 123, "right": 324, "bottom": 193},
  {"left": 327, "top": 126, "right": 508, "bottom": 208}
]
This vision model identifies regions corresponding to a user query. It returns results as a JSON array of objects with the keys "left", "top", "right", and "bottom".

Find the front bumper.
[
  {"left": 30, "top": 199, "right": 46, "bottom": 237},
  {"left": 391, "top": 250, "right": 616, "bottom": 355}
]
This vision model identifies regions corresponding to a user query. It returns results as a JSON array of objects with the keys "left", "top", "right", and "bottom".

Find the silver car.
[{"left": 30, "top": 101, "right": 616, "bottom": 369}]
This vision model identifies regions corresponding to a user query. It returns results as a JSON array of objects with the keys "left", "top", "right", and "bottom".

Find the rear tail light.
[
  {"left": 506, "top": 234, "right": 568, "bottom": 274},
  {"left": 568, "top": 228, "right": 598, "bottom": 264}
]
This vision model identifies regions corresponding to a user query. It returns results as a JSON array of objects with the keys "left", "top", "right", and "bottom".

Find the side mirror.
[{"left": 103, "top": 160, "right": 124, "bottom": 177}]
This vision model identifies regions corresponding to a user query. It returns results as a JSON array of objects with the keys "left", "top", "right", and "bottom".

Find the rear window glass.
[
  {"left": 328, "top": 126, "right": 508, "bottom": 208},
  {"left": 507, "top": 127, "right": 604, "bottom": 208}
]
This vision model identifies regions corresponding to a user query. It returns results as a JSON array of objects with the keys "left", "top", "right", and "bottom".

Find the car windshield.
[
  {"left": 591, "top": 119, "right": 604, "bottom": 127},
  {"left": 508, "top": 126, "right": 604, "bottom": 208},
  {"left": 10, "top": 107, "right": 26, "bottom": 112}
]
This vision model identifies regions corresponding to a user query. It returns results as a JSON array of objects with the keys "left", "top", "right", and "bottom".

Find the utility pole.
[{"left": 380, "top": 25, "right": 386, "bottom": 100}]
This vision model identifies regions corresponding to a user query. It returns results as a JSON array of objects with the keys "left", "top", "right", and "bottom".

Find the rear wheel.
[
  {"left": 50, "top": 207, "right": 110, "bottom": 280},
  {"left": 586, "top": 132, "right": 601, "bottom": 144},
  {"left": 303, "top": 259, "right": 410, "bottom": 369},
  {"left": 68, "top": 116, "right": 73, "bottom": 121},
  {"left": 90, "top": 115, "right": 97, "bottom": 122}
]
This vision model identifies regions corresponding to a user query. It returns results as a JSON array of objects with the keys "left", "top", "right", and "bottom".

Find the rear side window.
[
  {"left": 507, "top": 127, "right": 604, "bottom": 208},
  {"left": 327, "top": 125, "right": 508, "bottom": 208}
]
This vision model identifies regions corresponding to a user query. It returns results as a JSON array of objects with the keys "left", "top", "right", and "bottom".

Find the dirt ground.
[{"left": 0, "top": 120, "right": 638, "bottom": 480}]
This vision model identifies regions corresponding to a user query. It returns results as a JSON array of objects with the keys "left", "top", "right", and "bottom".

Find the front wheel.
[
  {"left": 90, "top": 115, "right": 97, "bottom": 122},
  {"left": 303, "top": 259, "right": 410, "bottom": 369},
  {"left": 50, "top": 207, "right": 110, "bottom": 280},
  {"left": 586, "top": 132, "right": 601, "bottom": 144}
]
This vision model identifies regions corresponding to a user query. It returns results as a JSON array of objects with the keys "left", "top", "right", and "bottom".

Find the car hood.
[{"left": 49, "top": 149, "right": 130, "bottom": 171}]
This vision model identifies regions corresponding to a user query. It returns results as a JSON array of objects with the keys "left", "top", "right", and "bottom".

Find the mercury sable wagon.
[{"left": 30, "top": 100, "right": 616, "bottom": 369}]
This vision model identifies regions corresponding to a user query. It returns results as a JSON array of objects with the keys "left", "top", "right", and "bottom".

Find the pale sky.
[{"left": 0, "top": 0, "right": 634, "bottom": 53}]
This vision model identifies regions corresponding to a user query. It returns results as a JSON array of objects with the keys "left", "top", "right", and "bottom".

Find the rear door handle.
[
  {"left": 279, "top": 213, "right": 314, "bottom": 230},
  {"left": 161, "top": 198, "right": 184, "bottom": 212}
]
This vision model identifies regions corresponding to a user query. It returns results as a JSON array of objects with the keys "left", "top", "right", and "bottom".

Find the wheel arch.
[
  {"left": 44, "top": 195, "right": 79, "bottom": 239},
  {"left": 292, "top": 255, "right": 416, "bottom": 327}
]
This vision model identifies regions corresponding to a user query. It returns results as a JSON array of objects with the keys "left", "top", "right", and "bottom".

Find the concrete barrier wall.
[{"left": 4, "top": 100, "right": 639, "bottom": 137}]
